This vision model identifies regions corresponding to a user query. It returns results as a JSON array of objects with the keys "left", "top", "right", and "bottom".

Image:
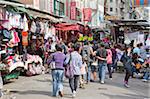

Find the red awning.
[{"left": 55, "top": 23, "right": 80, "bottom": 31}]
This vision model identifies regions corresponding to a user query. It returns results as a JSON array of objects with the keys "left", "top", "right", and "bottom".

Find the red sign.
[
  {"left": 70, "top": 1, "right": 76, "bottom": 20},
  {"left": 66, "top": 0, "right": 69, "bottom": 16},
  {"left": 83, "top": 8, "right": 92, "bottom": 22}
]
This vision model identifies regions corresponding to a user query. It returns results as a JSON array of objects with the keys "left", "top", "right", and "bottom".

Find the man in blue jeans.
[{"left": 96, "top": 44, "right": 107, "bottom": 84}]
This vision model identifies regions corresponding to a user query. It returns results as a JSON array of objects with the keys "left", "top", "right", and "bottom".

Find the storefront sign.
[
  {"left": 83, "top": 8, "right": 92, "bottom": 22},
  {"left": 70, "top": 1, "right": 76, "bottom": 20},
  {"left": 104, "top": 15, "right": 118, "bottom": 20}
]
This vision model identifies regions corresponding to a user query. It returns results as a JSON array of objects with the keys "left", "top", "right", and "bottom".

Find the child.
[{"left": 79, "top": 60, "right": 87, "bottom": 89}]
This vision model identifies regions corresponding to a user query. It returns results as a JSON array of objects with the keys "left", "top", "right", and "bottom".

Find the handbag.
[
  {"left": 91, "top": 60, "right": 98, "bottom": 66},
  {"left": 65, "top": 54, "right": 74, "bottom": 79},
  {"left": 49, "top": 55, "right": 56, "bottom": 69}
]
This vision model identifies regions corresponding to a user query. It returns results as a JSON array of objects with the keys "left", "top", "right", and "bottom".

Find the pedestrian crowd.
[
  {"left": 0, "top": 37, "right": 149, "bottom": 98},
  {"left": 44, "top": 37, "right": 150, "bottom": 98}
]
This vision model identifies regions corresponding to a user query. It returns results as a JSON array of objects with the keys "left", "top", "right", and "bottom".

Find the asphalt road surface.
[{"left": 2, "top": 73, "right": 150, "bottom": 99}]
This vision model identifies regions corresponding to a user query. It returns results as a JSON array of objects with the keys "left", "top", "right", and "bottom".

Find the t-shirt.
[
  {"left": 96, "top": 48, "right": 107, "bottom": 64},
  {"left": 133, "top": 47, "right": 140, "bottom": 55}
]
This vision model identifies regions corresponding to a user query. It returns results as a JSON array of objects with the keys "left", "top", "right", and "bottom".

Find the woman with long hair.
[{"left": 121, "top": 46, "right": 134, "bottom": 88}]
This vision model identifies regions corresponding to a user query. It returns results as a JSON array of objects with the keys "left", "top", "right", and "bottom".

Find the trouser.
[
  {"left": 124, "top": 68, "right": 132, "bottom": 84},
  {"left": 107, "top": 64, "right": 112, "bottom": 78},
  {"left": 98, "top": 63, "right": 107, "bottom": 82},
  {"left": 143, "top": 71, "right": 150, "bottom": 80},
  {"left": 112, "top": 58, "right": 117, "bottom": 70},
  {"left": 86, "top": 62, "right": 91, "bottom": 82},
  {"left": 51, "top": 70, "right": 64, "bottom": 96},
  {"left": 69, "top": 75, "right": 80, "bottom": 93},
  {"left": 0, "top": 76, "right": 3, "bottom": 97}
]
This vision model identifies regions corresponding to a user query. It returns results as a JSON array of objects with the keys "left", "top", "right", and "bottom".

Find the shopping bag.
[
  {"left": 49, "top": 61, "right": 56, "bottom": 69},
  {"left": 65, "top": 64, "right": 74, "bottom": 79}
]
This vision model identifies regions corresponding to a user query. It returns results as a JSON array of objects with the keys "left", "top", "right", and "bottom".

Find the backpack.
[
  {"left": 120, "top": 53, "right": 127, "bottom": 64},
  {"left": 82, "top": 46, "right": 91, "bottom": 61}
]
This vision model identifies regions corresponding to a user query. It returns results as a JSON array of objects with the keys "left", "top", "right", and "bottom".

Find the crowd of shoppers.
[{"left": 45, "top": 39, "right": 150, "bottom": 97}]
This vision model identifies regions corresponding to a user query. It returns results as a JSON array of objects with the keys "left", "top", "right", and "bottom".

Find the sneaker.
[
  {"left": 72, "top": 91, "right": 76, "bottom": 98},
  {"left": 142, "top": 79, "right": 148, "bottom": 82},
  {"left": 58, "top": 91, "right": 63, "bottom": 97},
  {"left": 0, "top": 91, "right": 3, "bottom": 98},
  {"left": 110, "top": 78, "right": 112, "bottom": 80},
  {"left": 101, "top": 81, "right": 105, "bottom": 84},
  {"left": 124, "top": 83, "right": 130, "bottom": 88},
  {"left": 90, "top": 80, "right": 95, "bottom": 82}
]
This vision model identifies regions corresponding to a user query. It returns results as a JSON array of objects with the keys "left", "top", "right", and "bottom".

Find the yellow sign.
[
  {"left": 78, "top": 36, "right": 93, "bottom": 41},
  {"left": 105, "top": 15, "right": 118, "bottom": 20}
]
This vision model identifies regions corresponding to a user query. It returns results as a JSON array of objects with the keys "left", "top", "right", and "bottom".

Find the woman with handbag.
[
  {"left": 64, "top": 44, "right": 82, "bottom": 98},
  {"left": 48, "top": 44, "right": 66, "bottom": 97}
]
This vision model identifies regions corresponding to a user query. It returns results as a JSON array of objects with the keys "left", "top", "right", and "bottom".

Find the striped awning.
[{"left": 130, "top": 0, "right": 150, "bottom": 6}]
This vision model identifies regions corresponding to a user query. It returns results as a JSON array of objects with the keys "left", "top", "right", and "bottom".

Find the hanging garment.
[
  {"left": 23, "top": 15, "right": 28, "bottom": 31},
  {"left": 9, "top": 14, "right": 21, "bottom": 28},
  {"left": 10, "top": 30, "right": 20, "bottom": 44},
  {"left": 124, "top": 35, "right": 131, "bottom": 45},
  {"left": 22, "top": 31, "right": 28, "bottom": 46},
  {"left": 30, "top": 21, "right": 36, "bottom": 33},
  {"left": 2, "top": 29, "right": 11, "bottom": 39},
  {"left": 39, "top": 22, "right": 44, "bottom": 34},
  {"left": 35, "top": 21, "right": 41, "bottom": 34},
  {"left": 2, "top": 20, "right": 11, "bottom": 30}
]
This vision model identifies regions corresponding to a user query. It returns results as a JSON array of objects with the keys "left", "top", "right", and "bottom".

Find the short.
[{"left": 91, "top": 65, "right": 97, "bottom": 72}]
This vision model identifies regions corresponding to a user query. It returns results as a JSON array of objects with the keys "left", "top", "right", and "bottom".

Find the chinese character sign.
[
  {"left": 70, "top": 1, "right": 76, "bottom": 20},
  {"left": 83, "top": 8, "right": 92, "bottom": 22}
]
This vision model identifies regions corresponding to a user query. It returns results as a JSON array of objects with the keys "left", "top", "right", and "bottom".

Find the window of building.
[
  {"left": 110, "top": 0, "right": 113, "bottom": 2},
  {"left": 54, "top": 0, "right": 64, "bottom": 16},
  {"left": 59, "top": 2, "right": 64, "bottom": 16},
  {"left": 110, "top": 7, "right": 113, "bottom": 12}
]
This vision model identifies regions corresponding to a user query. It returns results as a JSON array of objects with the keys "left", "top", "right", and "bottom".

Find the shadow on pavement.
[
  {"left": 102, "top": 93, "right": 150, "bottom": 99},
  {"left": 14, "top": 90, "right": 52, "bottom": 96},
  {"left": 10, "top": 90, "right": 73, "bottom": 99}
]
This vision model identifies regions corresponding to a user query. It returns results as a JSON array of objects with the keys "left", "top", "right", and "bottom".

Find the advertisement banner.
[
  {"left": 70, "top": 1, "right": 76, "bottom": 20},
  {"left": 83, "top": 8, "right": 92, "bottom": 22}
]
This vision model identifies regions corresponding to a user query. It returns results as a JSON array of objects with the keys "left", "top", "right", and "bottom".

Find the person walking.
[
  {"left": 110, "top": 44, "right": 117, "bottom": 72},
  {"left": 121, "top": 46, "right": 134, "bottom": 88},
  {"left": 82, "top": 41, "right": 94, "bottom": 83},
  {"left": 48, "top": 44, "right": 66, "bottom": 97},
  {"left": 106, "top": 45, "right": 113, "bottom": 79},
  {"left": 65, "top": 44, "right": 82, "bottom": 97},
  {"left": 96, "top": 43, "right": 107, "bottom": 84}
]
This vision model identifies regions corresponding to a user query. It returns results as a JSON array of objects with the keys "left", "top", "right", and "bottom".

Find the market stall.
[{"left": 0, "top": 3, "right": 61, "bottom": 82}]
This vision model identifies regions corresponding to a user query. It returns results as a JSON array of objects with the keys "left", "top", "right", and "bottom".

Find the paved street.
[{"left": 2, "top": 73, "right": 150, "bottom": 99}]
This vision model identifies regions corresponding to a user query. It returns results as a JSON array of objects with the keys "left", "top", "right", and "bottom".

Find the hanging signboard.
[
  {"left": 83, "top": 8, "right": 92, "bottom": 22},
  {"left": 70, "top": 1, "right": 76, "bottom": 20}
]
